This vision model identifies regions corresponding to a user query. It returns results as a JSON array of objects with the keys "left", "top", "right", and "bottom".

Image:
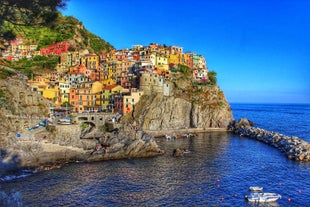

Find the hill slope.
[{"left": 4, "top": 12, "right": 114, "bottom": 53}]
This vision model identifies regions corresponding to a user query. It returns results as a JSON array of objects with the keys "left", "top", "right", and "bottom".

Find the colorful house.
[
  {"left": 42, "top": 87, "right": 59, "bottom": 103},
  {"left": 40, "top": 42, "right": 74, "bottom": 56},
  {"left": 102, "top": 85, "right": 124, "bottom": 111},
  {"left": 123, "top": 89, "right": 144, "bottom": 114},
  {"left": 156, "top": 53, "right": 169, "bottom": 70},
  {"left": 58, "top": 82, "right": 71, "bottom": 104},
  {"left": 80, "top": 53, "right": 99, "bottom": 69},
  {"left": 69, "top": 82, "right": 95, "bottom": 113},
  {"left": 102, "top": 62, "right": 117, "bottom": 86}
]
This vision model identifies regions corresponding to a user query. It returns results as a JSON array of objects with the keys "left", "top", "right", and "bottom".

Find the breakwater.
[{"left": 231, "top": 118, "right": 310, "bottom": 161}]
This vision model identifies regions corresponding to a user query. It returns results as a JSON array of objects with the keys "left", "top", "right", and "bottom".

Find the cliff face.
[
  {"left": 124, "top": 82, "right": 233, "bottom": 130},
  {"left": 1, "top": 125, "right": 163, "bottom": 168},
  {"left": 0, "top": 74, "right": 55, "bottom": 147}
]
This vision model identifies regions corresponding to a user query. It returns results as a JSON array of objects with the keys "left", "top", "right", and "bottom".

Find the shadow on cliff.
[{"left": 0, "top": 149, "right": 22, "bottom": 178}]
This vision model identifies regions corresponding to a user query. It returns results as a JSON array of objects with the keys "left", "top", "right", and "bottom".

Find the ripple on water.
[{"left": 0, "top": 132, "right": 310, "bottom": 206}]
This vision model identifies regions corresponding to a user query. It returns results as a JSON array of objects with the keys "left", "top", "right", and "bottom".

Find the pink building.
[{"left": 40, "top": 42, "right": 75, "bottom": 56}]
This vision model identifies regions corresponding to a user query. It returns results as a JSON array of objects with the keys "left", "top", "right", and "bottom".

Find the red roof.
[{"left": 103, "top": 85, "right": 117, "bottom": 90}]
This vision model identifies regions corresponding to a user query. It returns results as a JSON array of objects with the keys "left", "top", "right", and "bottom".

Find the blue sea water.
[
  {"left": 231, "top": 103, "right": 310, "bottom": 142},
  {"left": 1, "top": 103, "right": 310, "bottom": 207}
]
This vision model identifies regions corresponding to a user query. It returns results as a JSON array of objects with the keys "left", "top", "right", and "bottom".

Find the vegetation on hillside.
[
  {"left": 0, "top": 0, "right": 114, "bottom": 53},
  {"left": 208, "top": 71, "right": 217, "bottom": 85},
  {"left": 0, "top": 0, "right": 114, "bottom": 78},
  {"left": 0, "top": 0, "right": 66, "bottom": 41},
  {"left": 0, "top": 67, "right": 16, "bottom": 79},
  {"left": 3, "top": 13, "right": 114, "bottom": 53},
  {"left": 2, "top": 56, "right": 58, "bottom": 79}
]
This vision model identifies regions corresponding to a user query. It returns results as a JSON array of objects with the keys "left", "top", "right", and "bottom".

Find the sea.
[{"left": 0, "top": 103, "right": 310, "bottom": 207}]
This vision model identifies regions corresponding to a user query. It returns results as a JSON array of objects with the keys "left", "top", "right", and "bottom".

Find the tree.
[
  {"left": 207, "top": 70, "right": 217, "bottom": 85},
  {"left": 0, "top": 0, "right": 67, "bottom": 41},
  {"left": 61, "top": 101, "right": 72, "bottom": 107}
]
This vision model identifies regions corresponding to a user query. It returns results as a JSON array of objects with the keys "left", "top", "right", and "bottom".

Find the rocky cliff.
[
  {"left": 1, "top": 125, "right": 163, "bottom": 169},
  {"left": 0, "top": 73, "right": 55, "bottom": 148},
  {"left": 123, "top": 79, "right": 233, "bottom": 131},
  {"left": 0, "top": 72, "right": 163, "bottom": 171}
]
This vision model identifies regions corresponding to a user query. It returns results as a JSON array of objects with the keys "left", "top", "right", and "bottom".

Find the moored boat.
[
  {"left": 245, "top": 192, "right": 281, "bottom": 203},
  {"left": 249, "top": 186, "right": 263, "bottom": 191}
]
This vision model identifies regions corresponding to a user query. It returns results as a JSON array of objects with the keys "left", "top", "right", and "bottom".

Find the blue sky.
[{"left": 61, "top": 0, "right": 310, "bottom": 103}]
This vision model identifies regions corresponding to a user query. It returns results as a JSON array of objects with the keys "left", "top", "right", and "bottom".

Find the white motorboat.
[
  {"left": 245, "top": 192, "right": 281, "bottom": 203},
  {"left": 249, "top": 186, "right": 263, "bottom": 191}
]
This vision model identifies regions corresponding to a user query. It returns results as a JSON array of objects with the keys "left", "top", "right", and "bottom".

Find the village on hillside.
[{"left": 1, "top": 39, "right": 209, "bottom": 115}]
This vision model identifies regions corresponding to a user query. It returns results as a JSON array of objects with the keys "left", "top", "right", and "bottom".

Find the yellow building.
[
  {"left": 28, "top": 76, "right": 49, "bottom": 95},
  {"left": 91, "top": 81, "right": 104, "bottom": 107},
  {"left": 102, "top": 85, "right": 124, "bottom": 110},
  {"left": 91, "top": 81, "right": 103, "bottom": 93},
  {"left": 42, "top": 87, "right": 59, "bottom": 103},
  {"left": 59, "top": 82, "right": 70, "bottom": 104},
  {"left": 168, "top": 54, "right": 180, "bottom": 66},
  {"left": 156, "top": 53, "right": 169, "bottom": 70},
  {"left": 80, "top": 53, "right": 99, "bottom": 69},
  {"left": 123, "top": 89, "right": 144, "bottom": 114},
  {"left": 102, "top": 62, "right": 117, "bottom": 85}
]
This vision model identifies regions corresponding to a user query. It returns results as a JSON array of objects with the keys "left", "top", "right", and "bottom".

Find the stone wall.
[{"left": 231, "top": 118, "right": 310, "bottom": 161}]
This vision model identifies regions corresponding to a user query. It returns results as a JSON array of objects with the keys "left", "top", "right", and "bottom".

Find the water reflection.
[{"left": 1, "top": 132, "right": 309, "bottom": 206}]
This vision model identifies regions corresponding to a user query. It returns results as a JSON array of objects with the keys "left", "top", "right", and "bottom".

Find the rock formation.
[
  {"left": 1, "top": 124, "right": 164, "bottom": 169},
  {"left": 122, "top": 81, "right": 233, "bottom": 131},
  {"left": 0, "top": 75, "right": 55, "bottom": 146},
  {"left": 231, "top": 118, "right": 310, "bottom": 161},
  {"left": 0, "top": 68, "right": 233, "bottom": 171},
  {"left": 172, "top": 148, "right": 190, "bottom": 157}
]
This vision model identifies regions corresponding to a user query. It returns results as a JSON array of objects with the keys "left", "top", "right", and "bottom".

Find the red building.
[{"left": 40, "top": 42, "right": 75, "bottom": 56}]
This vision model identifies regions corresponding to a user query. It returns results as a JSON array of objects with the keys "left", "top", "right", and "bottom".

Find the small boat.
[
  {"left": 57, "top": 117, "right": 73, "bottom": 125},
  {"left": 249, "top": 186, "right": 263, "bottom": 191},
  {"left": 245, "top": 192, "right": 281, "bottom": 203}
]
